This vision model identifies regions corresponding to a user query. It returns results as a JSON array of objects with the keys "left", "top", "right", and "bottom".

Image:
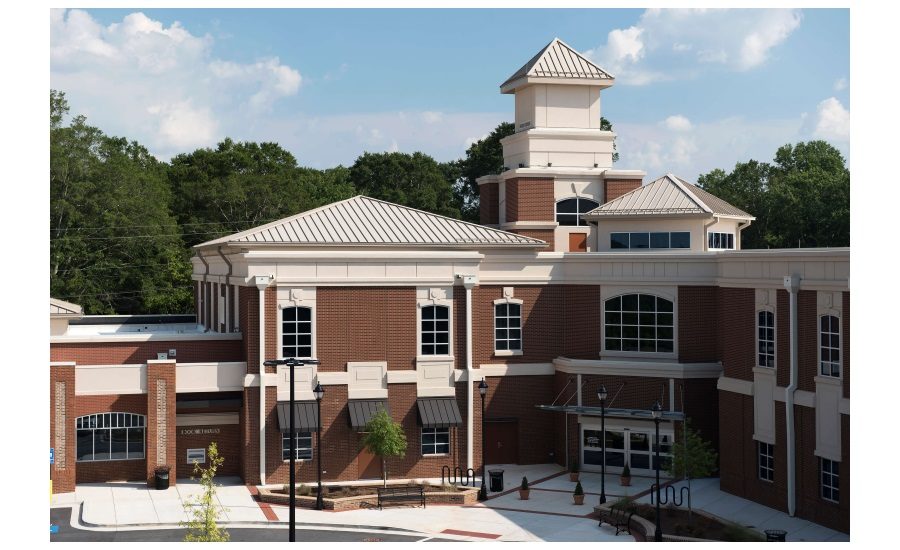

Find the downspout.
[
  {"left": 197, "top": 253, "right": 210, "bottom": 328},
  {"left": 736, "top": 220, "right": 753, "bottom": 251},
  {"left": 784, "top": 274, "right": 801, "bottom": 516},
  {"left": 218, "top": 247, "right": 233, "bottom": 331},
  {"left": 254, "top": 275, "right": 272, "bottom": 485},
  {"left": 702, "top": 216, "right": 719, "bottom": 251},
  {"left": 461, "top": 275, "right": 477, "bottom": 471}
]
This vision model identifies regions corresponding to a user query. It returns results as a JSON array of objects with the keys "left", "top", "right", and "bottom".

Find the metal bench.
[
  {"left": 376, "top": 485, "right": 426, "bottom": 510},
  {"left": 599, "top": 507, "right": 634, "bottom": 536}
]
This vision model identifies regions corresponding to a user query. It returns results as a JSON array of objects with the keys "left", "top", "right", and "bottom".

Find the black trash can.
[
  {"left": 155, "top": 467, "right": 170, "bottom": 490},
  {"left": 764, "top": 529, "right": 787, "bottom": 542},
  {"left": 488, "top": 470, "right": 504, "bottom": 492}
]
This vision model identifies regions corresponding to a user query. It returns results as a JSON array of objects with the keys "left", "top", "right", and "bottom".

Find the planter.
[
  {"left": 620, "top": 476, "right": 631, "bottom": 487},
  {"left": 569, "top": 472, "right": 580, "bottom": 482},
  {"left": 573, "top": 494, "right": 584, "bottom": 505},
  {"left": 519, "top": 489, "right": 530, "bottom": 500},
  {"left": 257, "top": 483, "right": 480, "bottom": 511}
]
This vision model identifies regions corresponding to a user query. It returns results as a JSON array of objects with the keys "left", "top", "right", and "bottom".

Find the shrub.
[
  {"left": 573, "top": 481, "right": 584, "bottom": 496},
  {"left": 181, "top": 442, "right": 229, "bottom": 542},
  {"left": 520, "top": 476, "right": 529, "bottom": 490},
  {"left": 621, "top": 464, "right": 631, "bottom": 477},
  {"left": 611, "top": 496, "right": 635, "bottom": 510},
  {"left": 297, "top": 484, "right": 311, "bottom": 496}
]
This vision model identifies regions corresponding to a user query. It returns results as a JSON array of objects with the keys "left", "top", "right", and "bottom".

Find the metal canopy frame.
[{"left": 535, "top": 404, "right": 685, "bottom": 421}]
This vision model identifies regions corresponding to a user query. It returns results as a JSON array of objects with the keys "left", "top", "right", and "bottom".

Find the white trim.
[
  {"left": 493, "top": 297, "right": 524, "bottom": 354},
  {"left": 493, "top": 350, "right": 524, "bottom": 357},
  {"left": 51, "top": 333, "right": 242, "bottom": 344},
  {"left": 756, "top": 307, "right": 777, "bottom": 370},
  {"left": 176, "top": 413, "right": 240, "bottom": 426},
  {"left": 717, "top": 376, "right": 753, "bottom": 396},
  {"left": 554, "top": 357, "right": 720, "bottom": 379},
  {"left": 477, "top": 363, "right": 556, "bottom": 377},
  {"left": 817, "top": 311, "right": 842, "bottom": 379},
  {"left": 501, "top": 221, "right": 559, "bottom": 230},
  {"left": 417, "top": 287, "right": 454, "bottom": 358},
  {"left": 50, "top": 361, "right": 77, "bottom": 367},
  {"left": 600, "top": 289, "right": 678, "bottom": 359},
  {"left": 276, "top": 287, "right": 317, "bottom": 361},
  {"left": 773, "top": 388, "right": 815, "bottom": 408}
]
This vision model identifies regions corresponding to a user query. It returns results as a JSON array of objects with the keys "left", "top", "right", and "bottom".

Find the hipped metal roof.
[
  {"left": 276, "top": 401, "right": 319, "bottom": 432},
  {"left": 417, "top": 398, "right": 463, "bottom": 428},
  {"left": 585, "top": 174, "right": 754, "bottom": 219},
  {"left": 348, "top": 399, "right": 390, "bottom": 431},
  {"left": 501, "top": 38, "right": 614, "bottom": 92},
  {"left": 195, "top": 196, "right": 546, "bottom": 249}
]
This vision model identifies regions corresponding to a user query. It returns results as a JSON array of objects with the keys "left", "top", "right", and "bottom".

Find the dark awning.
[
  {"left": 276, "top": 401, "right": 319, "bottom": 432},
  {"left": 417, "top": 398, "right": 462, "bottom": 428},
  {"left": 348, "top": 399, "right": 390, "bottom": 431}
]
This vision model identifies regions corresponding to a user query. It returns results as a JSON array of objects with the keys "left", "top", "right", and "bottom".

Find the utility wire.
[
  {"left": 50, "top": 219, "right": 280, "bottom": 232},
  {"left": 57, "top": 285, "right": 193, "bottom": 300}
]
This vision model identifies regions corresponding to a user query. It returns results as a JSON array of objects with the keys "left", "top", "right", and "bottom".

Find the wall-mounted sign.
[
  {"left": 187, "top": 448, "right": 206, "bottom": 464},
  {"left": 179, "top": 428, "right": 221, "bottom": 436}
]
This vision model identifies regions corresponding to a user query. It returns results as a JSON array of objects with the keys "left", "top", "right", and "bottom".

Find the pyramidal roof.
[
  {"left": 195, "top": 196, "right": 547, "bottom": 249},
  {"left": 501, "top": 38, "right": 614, "bottom": 93},
  {"left": 585, "top": 174, "right": 754, "bottom": 219}
]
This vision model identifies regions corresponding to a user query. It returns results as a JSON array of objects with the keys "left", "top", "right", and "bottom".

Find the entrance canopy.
[
  {"left": 276, "top": 401, "right": 319, "bottom": 432},
  {"left": 417, "top": 398, "right": 462, "bottom": 428},
  {"left": 535, "top": 404, "right": 685, "bottom": 421},
  {"left": 348, "top": 399, "right": 390, "bottom": 431}
]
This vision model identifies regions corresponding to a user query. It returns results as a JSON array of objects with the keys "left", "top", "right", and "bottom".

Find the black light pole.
[
  {"left": 597, "top": 385, "right": 608, "bottom": 505},
  {"left": 314, "top": 382, "right": 325, "bottom": 510},
  {"left": 651, "top": 401, "right": 663, "bottom": 542},
  {"left": 478, "top": 379, "right": 488, "bottom": 501}
]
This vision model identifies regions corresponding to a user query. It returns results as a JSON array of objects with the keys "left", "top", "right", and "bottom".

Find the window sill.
[
  {"left": 493, "top": 350, "right": 523, "bottom": 357},
  {"left": 282, "top": 459, "right": 312, "bottom": 463},
  {"left": 600, "top": 351, "right": 677, "bottom": 360},
  {"left": 421, "top": 453, "right": 451, "bottom": 458},
  {"left": 416, "top": 355, "right": 455, "bottom": 362},
  {"left": 76, "top": 457, "right": 145, "bottom": 463}
]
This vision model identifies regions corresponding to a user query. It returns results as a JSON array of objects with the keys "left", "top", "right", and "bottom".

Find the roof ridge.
[
  {"left": 552, "top": 37, "right": 615, "bottom": 79},
  {"left": 664, "top": 173, "right": 712, "bottom": 214}
]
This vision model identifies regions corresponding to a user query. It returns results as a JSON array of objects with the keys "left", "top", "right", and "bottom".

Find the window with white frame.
[
  {"left": 421, "top": 427, "right": 450, "bottom": 455},
  {"left": 556, "top": 197, "right": 600, "bottom": 226},
  {"left": 610, "top": 231, "right": 691, "bottom": 250},
  {"left": 604, "top": 294, "right": 674, "bottom": 353},
  {"left": 757, "top": 311, "right": 775, "bottom": 368},
  {"left": 421, "top": 305, "right": 449, "bottom": 355},
  {"left": 708, "top": 232, "right": 735, "bottom": 250},
  {"left": 495, "top": 302, "right": 522, "bottom": 351},
  {"left": 820, "top": 315, "right": 841, "bottom": 377},
  {"left": 282, "top": 306, "right": 312, "bottom": 358},
  {"left": 758, "top": 442, "right": 774, "bottom": 482},
  {"left": 76, "top": 413, "right": 146, "bottom": 462},
  {"left": 820, "top": 458, "right": 839, "bottom": 502},
  {"left": 281, "top": 432, "right": 313, "bottom": 461}
]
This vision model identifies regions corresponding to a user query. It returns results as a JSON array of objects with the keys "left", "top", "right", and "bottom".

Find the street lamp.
[
  {"left": 651, "top": 401, "right": 663, "bottom": 542},
  {"left": 597, "top": 385, "right": 608, "bottom": 505},
  {"left": 478, "top": 379, "right": 488, "bottom": 501},
  {"left": 263, "top": 357, "right": 319, "bottom": 543},
  {"left": 314, "top": 382, "right": 325, "bottom": 511}
]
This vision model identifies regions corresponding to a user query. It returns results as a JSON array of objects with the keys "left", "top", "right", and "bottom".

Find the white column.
[
  {"left": 462, "top": 275, "right": 477, "bottom": 471},
  {"left": 254, "top": 275, "right": 271, "bottom": 485}
]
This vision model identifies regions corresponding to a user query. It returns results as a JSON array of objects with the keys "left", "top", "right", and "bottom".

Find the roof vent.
[
  {"left": 547, "top": 162, "right": 552, "bottom": 167},
  {"left": 518, "top": 163, "right": 525, "bottom": 168}
]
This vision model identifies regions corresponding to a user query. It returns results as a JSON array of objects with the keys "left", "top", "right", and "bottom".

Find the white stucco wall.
[{"left": 593, "top": 218, "right": 707, "bottom": 252}]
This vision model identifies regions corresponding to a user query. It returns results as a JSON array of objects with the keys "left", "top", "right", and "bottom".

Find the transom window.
[
  {"left": 757, "top": 311, "right": 775, "bottom": 368},
  {"left": 421, "top": 305, "right": 449, "bottom": 355},
  {"left": 495, "top": 303, "right": 522, "bottom": 351},
  {"left": 821, "top": 458, "right": 840, "bottom": 503},
  {"left": 556, "top": 197, "right": 600, "bottom": 226},
  {"left": 282, "top": 306, "right": 312, "bottom": 358},
  {"left": 820, "top": 315, "right": 841, "bottom": 377},
  {"left": 281, "top": 432, "right": 313, "bottom": 461},
  {"left": 758, "top": 442, "right": 774, "bottom": 482},
  {"left": 611, "top": 232, "right": 690, "bottom": 250},
  {"left": 76, "top": 413, "right": 146, "bottom": 462},
  {"left": 604, "top": 294, "right": 674, "bottom": 353},
  {"left": 708, "top": 232, "right": 735, "bottom": 250},
  {"left": 421, "top": 427, "right": 450, "bottom": 455}
]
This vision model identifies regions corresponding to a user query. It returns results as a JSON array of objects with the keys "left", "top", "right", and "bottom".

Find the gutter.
[
  {"left": 702, "top": 216, "right": 718, "bottom": 252},
  {"left": 783, "top": 274, "right": 801, "bottom": 516},
  {"left": 197, "top": 254, "right": 210, "bottom": 328}
]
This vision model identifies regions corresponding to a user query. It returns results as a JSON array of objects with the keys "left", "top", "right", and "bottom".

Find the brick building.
[{"left": 49, "top": 38, "right": 849, "bottom": 533}]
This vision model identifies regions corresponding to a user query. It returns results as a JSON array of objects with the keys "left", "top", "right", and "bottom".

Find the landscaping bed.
[
  {"left": 258, "top": 482, "right": 479, "bottom": 511},
  {"left": 605, "top": 500, "right": 765, "bottom": 542}
]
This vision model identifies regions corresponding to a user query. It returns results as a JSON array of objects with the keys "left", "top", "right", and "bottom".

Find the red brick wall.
[
  {"left": 515, "top": 229, "right": 554, "bottom": 251},
  {"left": 73, "top": 394, "right": 148, "bottom": 483},
  {"left": 678, "top": 286, "right": 719, "bottom": 363},
  {"left": 553, "top": 372, "right": 579, "bottom": 467},
  {"left": 482, "top": 375, "right": 556, "bottom": 465},
  {"left": 241, "top": 388, "right": 260, "bottom": 484},
  {"left": 176, "top": 424, "right": 242, "bottom": 477},
  {"left": 563, "top": 286, "right": 603, "bottom": 359},
  {"left": 146, "top": 361, "right": 177, "bottom": 485},
  {"left": 776, "top": 290, "right": 790, "bottom": 388},
  {"left": 717, "top": 287, "right": 755, "bottom": 381},
  {"left": 240, "top": 286, "right": 258, "bottom": 375},
  {"left": 505, "top": 177, "right": 554, "bottom": 222},
  {"left": 50, "top": 339, "right": 243, "bottom": 365},
  {"left": 797, "top": 290, "right": 818, "bottom": 393},
  {"left": 604, "top": 179, "right": 642, "bottom": 202},
  {"left": 479, "top": 182, "right": 499, "bottom": 225},
  {"left": 796, "top": 409, "right": 849, "bottom": 532},
  {"left": 51, "top": 365, "right": 76, "bottom": 493}
]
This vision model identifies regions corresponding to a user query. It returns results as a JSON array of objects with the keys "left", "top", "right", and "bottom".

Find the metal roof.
[
  {"left": 585, "top": 174, "right": 754, "bottom": 219},
  {"left": 276, "top": 401, "right": 319, "bottom": 432},
  {"left": 195, "top": 196, "right": 546, "bottom": 249},
  {"left": 348, "top": 399, "right": 390, "bottom": 431},
  {"left": 501, "top": 38, "right": 614, "bottom": 89},
  {"left": 50, "top": 297, "right": 83, "bottom": 318},
  {"left": 417, "top": 398, "right": 462, "bottom": 428}
]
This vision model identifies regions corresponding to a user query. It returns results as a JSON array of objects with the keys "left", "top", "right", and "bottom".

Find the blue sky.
[{"left": 50, "top": 8, "right": 849, "bottom": 181}]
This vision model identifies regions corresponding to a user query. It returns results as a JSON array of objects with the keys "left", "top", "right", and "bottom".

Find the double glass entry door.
[{"left": 582, "top": 427, "right": 672, "bottom": 475}]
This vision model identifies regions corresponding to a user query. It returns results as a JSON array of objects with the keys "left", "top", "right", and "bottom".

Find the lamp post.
[
  {"left": 478, "top": 379, "right": 488, "bottom": 501},
  {"left": 263, "top": 357, "right": 319, "bottom": 542},
  {"left": 597, "top": 385, "right": 608, "bottom": 505},
  {"left": 314, "top": 382, "right": 325, "bottom": 511},
  {"left": 651, "top": 401, "right": 663, "bottom": 542}
]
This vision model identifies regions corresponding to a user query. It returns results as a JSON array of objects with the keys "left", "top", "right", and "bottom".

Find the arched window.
[
  {"left": 282, "top": 306, "right": 312, "bottom": 358},
  {"left": 556, "top": 197, "right": 600, "bottom": 226},
  {"left": 76, "top": 413, "right": 146, "bottom": 462},
  {"left": 819, "top": 315, "right": 841, "bottom": 377},
  {"left": 604, "top": 294, "right": 674, "bottom": 353},
  {"left": 757, "top": 311, "right": 775, "bottom": 368},
  {"left": 421, "top": 305, "right": 449, "bottom": 355}
]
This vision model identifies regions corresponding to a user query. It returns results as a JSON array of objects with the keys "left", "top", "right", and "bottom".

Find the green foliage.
[
  {"left": 573, "top": 481, "right": 584, "bottom": 496},
  {"left": 667, "top": 419, "right": 718, "bottom": 479},
  {"left": 455, "top": 122, "right": 515, "bottom": 221},
  {"left": 360, "top": 409, "right": 407, "bottom": 487},
  {"left": 621, "top": 463, "right": 631, "bottom": 478},
  {"left": 349, "top": 151, "right": 460, "bottom": 218},
  {"left": 599, "top": 117, "right": 620, "bottom": 163},
  {"left": 520, "top": 476, "right": 529, "bottom": 490},
  {"left": 611, "top": 495, "right": 635, "bottom": 510},
  {"left": 721, "top": 524, "right": 766, "bottom": 542},
  {"left": 181, "top": 442, "right": 229, "bottom": 542}
]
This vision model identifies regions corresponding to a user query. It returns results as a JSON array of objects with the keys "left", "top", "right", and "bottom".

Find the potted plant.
[
  {"left": 569, "top": 458, "right": 580, "bottom": 482},
  {"left": 620, "top": 463, "right": 632, "bottom": 487},
  {"left": 519, "top": 476, "right": 530, "bottom": 500},
  {"left": 573, "top": 481, "right": 585, "bottom": 505}
]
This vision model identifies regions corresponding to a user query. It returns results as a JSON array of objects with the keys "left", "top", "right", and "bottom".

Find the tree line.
[{"left": 50, "top": 90, "right": 849, "bottom": 315}]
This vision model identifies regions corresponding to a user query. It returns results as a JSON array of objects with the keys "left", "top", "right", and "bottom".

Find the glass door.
[{"left": 581, "top": 425, "right": 673, "bottom": 475}]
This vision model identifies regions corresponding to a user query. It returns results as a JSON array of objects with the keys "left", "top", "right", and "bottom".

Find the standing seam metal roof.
[
  {"left": 585, "top": 174, "right": 754, "bottom": 218},
  {"left": 501, "top": 37, "right": 614, "bottom": 88}
]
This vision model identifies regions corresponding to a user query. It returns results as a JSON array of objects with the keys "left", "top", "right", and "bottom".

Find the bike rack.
[
  {"left": 650, "top": 484, "right": 691, "bottom": 508},
  {"left": 440, "top": 465, "right": 476, "bottom": 486}
]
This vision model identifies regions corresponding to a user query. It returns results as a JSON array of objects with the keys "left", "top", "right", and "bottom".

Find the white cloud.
[
  {"left": 422, "top": 111, "right": 444, "bottom": 124},
  {"left": 150, "top": 101, "right": 218, "bottom": 150},
  {"left": 663, "top": 115, "right": 693, "bottom": 132},
  {"left": 834, "top": 77, "right": 848, "bottom": 91},
  {"left": 811, "top": 97, "right": 850, "bottom": 141},
  {"left": 584, "top": 8, "right": 802, "bottom": 85},
  {"left": 464, "top": 133, "right": 489, "bottom": 149}
]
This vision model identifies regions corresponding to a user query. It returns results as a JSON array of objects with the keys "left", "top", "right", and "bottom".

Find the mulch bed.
[
  {"left": 274, "top": 483, "right": 469, "bottom": 498},
  {"left": 628, "top": 503, "right": 764, "bottom": 542}
]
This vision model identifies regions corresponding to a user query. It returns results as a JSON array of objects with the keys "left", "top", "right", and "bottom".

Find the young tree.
[
  {"left": 182, "top": 442, "right": 229, "bottom": 542},
  {"left": 360, "top": 409, "right": 407, "bottom": 487},
  {"left": 667, "top": 419, "right": 718, "bottom": 480}
]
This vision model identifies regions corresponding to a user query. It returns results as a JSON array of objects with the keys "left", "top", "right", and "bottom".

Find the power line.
[
  {"left": 50, "top": 219, "right": 280, "bottom": 232},
  {"left": 50, "top": 230, "right": 232, "bottom": 241},
  {"left": 57, "top": 285, "right": 194, "bottom": 300},
  {"left": 54, "top": 263, "right": 186, "bottom": 274}
]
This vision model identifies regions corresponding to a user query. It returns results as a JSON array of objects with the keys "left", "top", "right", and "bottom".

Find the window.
[
  {"left": 821, "top": 458, "right": 840, "bottom": 502},
  {"left": 758, "top": 442, "right": 774, "bottom": 482},
  {"left": 282, "top": 306, "right": 312, "bottom": 358},
  {"left": 421, "top": 305, "right": 449, "bottom": 355},
  {"left": 556, "top": 197, "right": 600, "bottom": 226},
  {"left": 820, "top": 315, "right": 840, "bottom": 377},
  {"left": 757, "top": 311, "right": 775, "bottom": 368},
  {"left": 421, "top": 427, "right": 450, "bottom": 455},
  {"left": 708, "top": 232, "right": 735, "bottom": 250},
  {"left": 281, "top": 432, "right": 313, "bottom": 461},
  {"left": 76, "top": 413, "right": 145, "bottom": 462},
  {"left": 495, "top": 303, "right": 522, "bottom": 351},
  {"left": 610, "top": 232, "right": 690, "bottom": 250},
  {"left": 604, "top": 294, "right": 674, "bottom": 353}
]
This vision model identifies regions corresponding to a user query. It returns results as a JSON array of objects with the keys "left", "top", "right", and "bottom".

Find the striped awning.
[
  {"left": 348, "top": 399, "right": 390, "bottom": 431},
  {"left": 276, "top": 401, "right": 319, "bottom": 432},
  {"left": 417, "top": 398, "right": 462, "bottom": 428}
]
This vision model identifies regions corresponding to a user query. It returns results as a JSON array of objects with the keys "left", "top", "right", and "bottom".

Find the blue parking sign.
[
  {"left": 50, "top": 524, "right": 59, "bottom": 534},
  {"left": 50, "top": 448, "right": 55, "bottom": 464}
]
